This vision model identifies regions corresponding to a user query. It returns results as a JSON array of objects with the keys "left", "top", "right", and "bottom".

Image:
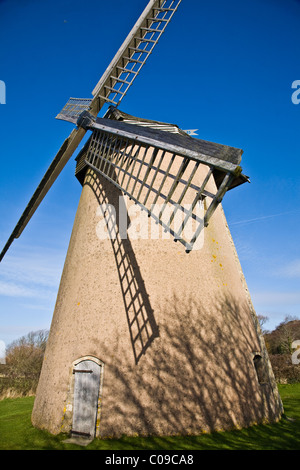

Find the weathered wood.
[
  {"left": 90, "top": 117, "right": 243, "bottom": 174},
  {"left": 90, "top": 0, "right": 182, "bottom": 114},
  {"left": 81, "top": 118, "right": 247, "bottom": 252},
  {"left": 72, "top": 360, "right": 101, "bottom": 438},
  {"left": 0, "top": 126, "right": 86, "bottom": 262},
  {"left": 0, "top": 1, "right": 182, "bottom": 262}
]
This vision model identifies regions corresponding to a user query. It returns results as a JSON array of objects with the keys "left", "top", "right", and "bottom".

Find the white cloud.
[
  {"left": 278, "top": 259, "right": 300, "bottom": 279},
  {"left": 252, "top": 290, "right": 300, "bottom": 305},
  {"left": 229, "top": 209, "right": 300, "bottom": 227},
  {"left": 232, "top": 239, "right": 259, "bottom": 261},
  {"left": 1, "top": 250, "right": 62, "bottom": 287},
  {"left": 0, "top": 247, "right": 64, "bottom": 299},
  {"left": 0, "top": 281, "right": 38, "bottom": 298}
]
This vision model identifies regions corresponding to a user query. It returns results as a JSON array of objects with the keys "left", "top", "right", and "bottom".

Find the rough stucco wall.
[{"left": 31, "top": 163, "right": 282, "bottom": 437}]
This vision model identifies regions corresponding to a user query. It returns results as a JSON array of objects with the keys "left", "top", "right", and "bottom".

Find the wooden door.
[{"left": 72, "top": 360, "right": 101, "bottom": 438}]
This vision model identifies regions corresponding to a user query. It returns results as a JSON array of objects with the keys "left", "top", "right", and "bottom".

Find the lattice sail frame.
[
  {"left": 91, "top": 0, "right": 182, "bottom": 109},
  {"left": 0, "top": 0, "right": 183, "bottom": 262},
  {"left": 56, "top": 0, "right": 182, "bottom": 123},
  {"left": 56, "top": 98, "right": 93, "bottom": 121},
  {"left": 78, "top": 116, "right": 246, "bottom": 252}
]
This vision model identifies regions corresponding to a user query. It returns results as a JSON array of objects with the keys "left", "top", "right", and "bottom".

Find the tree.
[
  {"left": 5, "top": 330, "right": 49, "bottom": 387},
  {"left": 257, "top": 314, "right": 269, "bottom": 334},
  {"left": 276, "top": 316, "right": 299, "bottom": 355},
  {"left": 264, "top": 316, "right": 300, "bottom": 355}
]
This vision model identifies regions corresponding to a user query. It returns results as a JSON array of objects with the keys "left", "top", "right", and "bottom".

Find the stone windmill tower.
[{"left": 1, "top": 0, "right": 282, "bottom": 441}]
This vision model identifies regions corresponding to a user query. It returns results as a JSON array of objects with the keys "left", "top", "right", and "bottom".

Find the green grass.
[{"left": 0, "top": 384, "right": 300, "bottom": 450}]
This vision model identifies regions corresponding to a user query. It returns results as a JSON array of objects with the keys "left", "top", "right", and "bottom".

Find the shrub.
[{"left": 269, "top": 354, "right": 300, "bottom": 384}]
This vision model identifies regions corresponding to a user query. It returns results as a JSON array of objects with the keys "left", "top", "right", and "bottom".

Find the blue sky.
[{"left": 0, "top": 0, "right": 300, "bottom": 348}]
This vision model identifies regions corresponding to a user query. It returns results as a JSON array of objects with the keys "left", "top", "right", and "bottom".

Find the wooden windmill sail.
[{"left": 0, "top": 0, "right": 283, "bottom": 440}]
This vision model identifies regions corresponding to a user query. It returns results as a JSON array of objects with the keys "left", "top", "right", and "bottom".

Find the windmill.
[{"left": 0, "top": 0, "right": 283, "bottom": 441}]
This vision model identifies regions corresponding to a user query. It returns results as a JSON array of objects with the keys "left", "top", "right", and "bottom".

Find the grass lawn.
[{"left": 0, "top": 384, "right": 299, "bottom": 450}]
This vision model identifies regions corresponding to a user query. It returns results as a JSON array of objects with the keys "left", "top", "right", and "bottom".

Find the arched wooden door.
[{"left": 71, "top": 359, "right": 102, "bottom": 438}]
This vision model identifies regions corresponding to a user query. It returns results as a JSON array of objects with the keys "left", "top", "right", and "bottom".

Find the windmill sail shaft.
[
  {"left": 90, "top": 0, "right": 182, "bottom": 114},
  {"left": 0, "top": 0, "right": 181, "bottom": 262},
  {"left": 56, "top": 1, "right": 182, "bottom": 121},
  {"left": 0, "top": 127, "right": 86, "bottom": 262}
]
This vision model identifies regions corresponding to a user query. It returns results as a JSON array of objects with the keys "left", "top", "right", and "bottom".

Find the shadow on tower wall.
[
  {"left": 82, "top": 169, "right": 282, "bottom": 439},
  {"left": 92, "top": 292, "right": 283, "bottom": 438},
  {"left": 84, "top": 169, "right": 159, "bottom": 365}
]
